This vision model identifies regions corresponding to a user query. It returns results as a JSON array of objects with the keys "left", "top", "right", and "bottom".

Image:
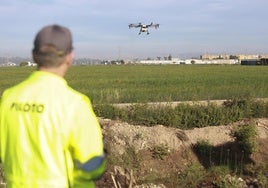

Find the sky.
[{"left": 0, "top": 0, "right": 268, "bottom": 60}]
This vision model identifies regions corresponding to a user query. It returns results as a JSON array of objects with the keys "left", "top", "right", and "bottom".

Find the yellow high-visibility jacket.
[{"left": 0, "top": 71, "right": 106, "bottom": 188}]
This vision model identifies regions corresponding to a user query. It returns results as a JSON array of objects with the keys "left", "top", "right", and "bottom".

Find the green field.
[{"left": 0, "top": 65, "right": 267, "bottom": 104}]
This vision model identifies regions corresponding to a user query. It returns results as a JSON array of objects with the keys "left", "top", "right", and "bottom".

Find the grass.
[
  {"left": 66, "top": 64, "right": 268, "bottom": 104},
  {"left": 0, "top": 67, "right": 33, "bottom": 95},
  {"left": 1, "top": 65, "right": 267, "bottom": 128},
  {"left": 0, "top": 65, "right": 267, "bottom": 104},
  {"left": 67, "top": 64, "right": 268, "bottom": 103}
]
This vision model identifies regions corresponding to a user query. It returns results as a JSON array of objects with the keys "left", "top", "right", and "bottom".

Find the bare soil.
[{"left": 96, "top": 118, "right": 268, "bottom": 188}]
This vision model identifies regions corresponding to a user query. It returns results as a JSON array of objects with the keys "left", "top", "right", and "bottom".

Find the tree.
[
  {"left": 20, "top": 61, "right": 29, "bottom": 66},
  {"left": 191, "top": 60, "right": 196, "bottom": 64},
  {"left": 230, "top": 55, "right": 239, "bottom": 59}
]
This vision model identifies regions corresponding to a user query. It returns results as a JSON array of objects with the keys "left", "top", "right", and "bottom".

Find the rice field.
[{"left": 0, "top": 64, "right": 267, "bottom": 104}]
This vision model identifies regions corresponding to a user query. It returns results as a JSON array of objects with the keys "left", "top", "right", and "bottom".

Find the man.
[{"left": 0, "top": 24, "right": 106, "bottom": 188}]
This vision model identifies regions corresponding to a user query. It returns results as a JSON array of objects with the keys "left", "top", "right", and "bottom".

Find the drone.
[{"left": 128, "top": 22, "right": 159, "bottom": 35}]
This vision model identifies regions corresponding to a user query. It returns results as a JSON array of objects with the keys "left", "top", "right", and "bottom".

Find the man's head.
[{"left": 32, "top": 24, "right": 73, "bottom": 68}]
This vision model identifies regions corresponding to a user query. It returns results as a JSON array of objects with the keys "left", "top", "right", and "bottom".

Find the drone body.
[{"left": 128, "top": 22, "right": 159, "bottom": 35}]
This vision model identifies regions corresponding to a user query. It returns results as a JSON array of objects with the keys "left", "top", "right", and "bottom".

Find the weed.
[
  {"left": 95, "top": 98, "right": 268, "bottom": 129},
  {"left": 151, "top": 144, "right": 170, "bottom": 160},
  {"left": 109, "top": 146, "right": 142, "bottom": 171},
  {"left": 213, "top": 174, "right": 246, "bottom": 188},
  {"left": 177, "top": 163, "right": 206, "bottom": 187},
  {"left": 233, "top": 122, "right": 258, "bottom": 155}
]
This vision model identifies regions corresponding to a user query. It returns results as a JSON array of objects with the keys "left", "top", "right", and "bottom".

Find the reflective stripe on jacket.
[{"left": 0, "top": 71, "right": 105, "bottom": 188}]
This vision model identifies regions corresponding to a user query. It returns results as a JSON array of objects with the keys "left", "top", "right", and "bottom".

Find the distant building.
[
  {"left": 260, "top": 55, "right": 268, "bottom": 58},
  {"left": 19, "top": 61, "right": 37, "bottom": 66},
  {"left": 241, "top": 59, "right": 260, "bottom": 65},
  {"left": 260, "top": 58, "right": 268, "bottom": 65},
  {"left": 27, "top": 61, "right": 37, "bottom": 66},
  {"left": 241, "top": 58, "right": 268, "bottom": 65},
  {"left": 138, "top": 58, "right": 238, "bottom": 65},
  {"left": 7, "top": 62, "right": 16, "bottom": 66},
  {"left": 200, "top": 54, "right": 268, "bottom": 61},
  {"left": 237, "top": 54, "right": 260, "bottom": 60},
  {"left": 200, "top": 54, "right": 230, "bottom": 60}
]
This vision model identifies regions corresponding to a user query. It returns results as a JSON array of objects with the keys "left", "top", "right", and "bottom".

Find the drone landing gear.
[{"left": 138, "top": 31, "right": 149, "bottom": 35}]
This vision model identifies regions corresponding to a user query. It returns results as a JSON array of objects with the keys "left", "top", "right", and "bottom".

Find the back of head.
[{"left": 33, "top": 24, "right": 73, "bottom": 68}]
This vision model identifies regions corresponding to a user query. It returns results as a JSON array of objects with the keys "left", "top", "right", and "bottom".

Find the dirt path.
[{"left": 112, "top": 98, "right": 268, "bottom": 109}]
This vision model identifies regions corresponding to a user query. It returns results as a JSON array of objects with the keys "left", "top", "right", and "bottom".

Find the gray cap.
[{"left": 33, "top": 24, "right": 73, "bottom": 55}]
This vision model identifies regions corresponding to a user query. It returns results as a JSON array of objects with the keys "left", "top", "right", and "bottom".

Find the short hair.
[{"left": 33, "top": 45, "right": 67, "bottom": 67}]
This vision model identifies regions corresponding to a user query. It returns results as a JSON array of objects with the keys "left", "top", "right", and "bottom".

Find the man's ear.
[{"left": 65, "top": 51, "right": 74, "bottom": 67}]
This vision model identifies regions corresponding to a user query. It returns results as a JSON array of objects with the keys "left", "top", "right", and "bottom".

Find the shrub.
[
  {"left": 233, "top": 123, "right": 258, "bottom": 155},
  {"left": 177, "top": 163, "right": 206, "bottom": 187},
  {"left": 193, "top": 140, "right": 212, "bottom": 156},
  {"left": 94, "top": 98, "right": 268, "bottom": 129}
]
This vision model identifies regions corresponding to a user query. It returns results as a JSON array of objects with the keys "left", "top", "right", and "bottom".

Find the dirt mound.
[
  {"left": 97, "top": 118, "right": 268, "bottom": 188},
  {"left": 100, "top": 118, "right": 268, "bottom": 154}
]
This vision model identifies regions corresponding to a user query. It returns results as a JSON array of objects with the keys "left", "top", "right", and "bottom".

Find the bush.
[
  {"left": 233, "top": 123, "right": 258, "bottom": 155},
  {"left": 193, "top": 140, "right": 212, "bottom": 156},
  {"left": 94, "top": 98, "right": 268, "bottom": 129}
]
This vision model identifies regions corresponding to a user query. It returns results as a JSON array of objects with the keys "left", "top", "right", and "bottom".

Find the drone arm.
[{"left": 129, "top": 22, "right": 143, "bottom": 28}]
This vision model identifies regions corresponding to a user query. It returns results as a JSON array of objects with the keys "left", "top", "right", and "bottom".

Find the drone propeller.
[
  {"left": 128, "top": 23, "right": 143, "bottom": 28},
  {"left": 153, "top": 24, "right": 160, "bottom": 29},
  {"left": 145, "top": 23, "right": 160, "bottom": 29}
]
